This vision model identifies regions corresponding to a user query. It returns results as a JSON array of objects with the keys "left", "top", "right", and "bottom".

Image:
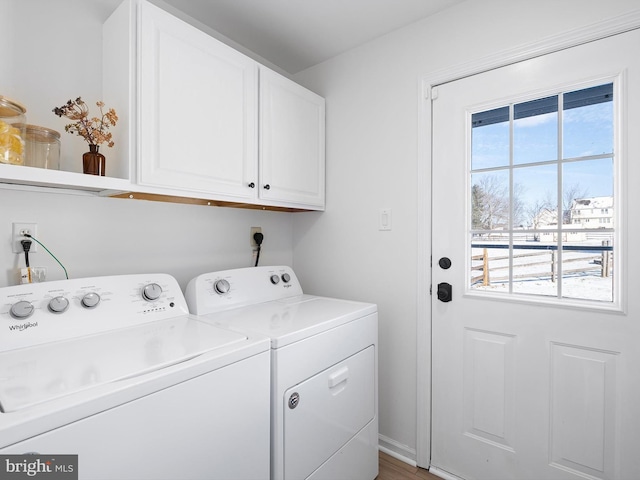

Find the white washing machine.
[
  {"left": 0, "top": 273, "right": 271, "bottom": 480},
  {"left": 185, "top": 266, "right": 378, "bottom": 480}
]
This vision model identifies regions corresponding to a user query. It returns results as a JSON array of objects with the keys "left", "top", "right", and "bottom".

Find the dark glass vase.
[{"left": 83, "top": 144, "right": 106, "bottom": 176}]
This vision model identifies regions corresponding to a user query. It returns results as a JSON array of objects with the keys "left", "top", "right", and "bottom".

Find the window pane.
[
  {"left": 471, "top": 106, "right": 509, "bottom": 169},
  {"left": 563, "top": 83, "right": 613, "bottom": 158},
  {"left": 514, "top": 96, "right": 558, "bottom": 165},
  {"left": 562, "top": 158, "right": 613, "bottom": 225},
  {"left": 511, "top": 233, "right": 558, "bottom": 297},
  {"left": 561, "top": 232, "right": 613, "bottom": 302},
  {"left": 513, "top": 164, "right": 557, "bottom": 229},
  {"left": 471, "top": 171, "right": 510, "bottom": 230},
  {"left": 470, "top": 242, "right": 509, "bottom": 291}
]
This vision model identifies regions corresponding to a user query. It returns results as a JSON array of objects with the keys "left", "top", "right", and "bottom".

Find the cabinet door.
[
  {"left": 138, "top": 1, "right": 258, "bottom": 198},
  {"left": 259, "top": 68, "right": 325, "bottom": 208}
]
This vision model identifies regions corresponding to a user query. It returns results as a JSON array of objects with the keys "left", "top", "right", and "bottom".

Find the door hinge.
[{"left": 429, "top": 284, "right": 432, "bottom": 295}]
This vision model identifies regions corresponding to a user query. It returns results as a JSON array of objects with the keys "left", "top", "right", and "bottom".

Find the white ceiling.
[{"left": 101, "top": 0, "right": 466, "bottom": 74}]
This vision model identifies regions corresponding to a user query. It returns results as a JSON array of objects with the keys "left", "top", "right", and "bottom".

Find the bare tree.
[
  {"left": 512, "top": 182, "right": 526, "bottom": 227},
  {"left": 525, "top": 189, "right": 556, "bottom": 229},
  {"left": 471, "top": 175, "right": 509, "bottom": 230}
]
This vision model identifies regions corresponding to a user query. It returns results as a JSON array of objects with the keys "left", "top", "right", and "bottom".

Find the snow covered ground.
[
  {"left": 471, "top": 244, "right": 614, "bottom": 302},
  {"left": 473, "top": 273, "right": 613, "bottom": 302}
]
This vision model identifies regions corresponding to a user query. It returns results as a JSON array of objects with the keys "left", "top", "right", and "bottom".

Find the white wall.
[
  {"left": 292, "top": 0, "right": 640, "bottom": 460},
  {"left": 0, "top": 188, "right": 293, "bottom": 289},
  {"left": 0, "top": 0, "right": 293, "bottom": 289},
  {"left": 5, "top": 0, "right": 640, "bottom": 466}
]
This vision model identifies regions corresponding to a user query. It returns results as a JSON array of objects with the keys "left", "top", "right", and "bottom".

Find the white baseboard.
[
  {"left": 378, "top": 434, "right": 417, "bottom": 466},
  {"left": 429, "top": 466, "right": 465, "bottom": 480}
]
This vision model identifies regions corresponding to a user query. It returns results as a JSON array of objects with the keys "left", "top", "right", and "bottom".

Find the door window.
[{"left": 470, "top": 82, "right": 615, "bottom": 302}]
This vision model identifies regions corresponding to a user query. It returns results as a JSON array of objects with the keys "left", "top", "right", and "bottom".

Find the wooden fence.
[{"left": 471, "top": 247, "right": 613, "bottom": 286}]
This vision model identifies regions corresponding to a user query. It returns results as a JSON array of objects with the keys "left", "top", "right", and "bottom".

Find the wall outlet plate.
[
  {"left": 250, "top": 227, "right": 262, "bottom": 247},
  {"left": 12, "top": 223, "right": 38, "bottom": 253}
]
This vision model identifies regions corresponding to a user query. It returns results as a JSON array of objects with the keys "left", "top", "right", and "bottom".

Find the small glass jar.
[
  {"left": 25, "top": 125, "right": 61, "bottom": 169},
  {"left": 0, "top": 96, "right": 27, "bottom": 165}
]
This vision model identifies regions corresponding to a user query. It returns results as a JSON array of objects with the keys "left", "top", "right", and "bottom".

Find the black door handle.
[{"left": 437, "top": 282, "right": 452, "bottom": 302}]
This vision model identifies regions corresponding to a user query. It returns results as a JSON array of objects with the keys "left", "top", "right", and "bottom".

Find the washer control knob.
[
  {"left": 214, "top": 279, "right": 230, "bottom": 295},
  {"left": 281, "top": 273, "right": 291, "bottom": 283},
  {"left": 81, "top": 292, "right": 101, "bottom": 309},
  {"left": 142, "top": 283, "right": 163, "bottom": 302},
  {"left": 270, "top": 275, "right": 280, "bottom": 285},
  {"left": 48, "top": 296, "right": 70, "bottom": 314},
  {"left": 10, "top": 300, "right": 34, "bottom": 319}
]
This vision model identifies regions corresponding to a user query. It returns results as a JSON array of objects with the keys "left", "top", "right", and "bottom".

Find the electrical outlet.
[
  {"left": 12, "top": 223, "right": 38, "bottom": 253},
  {"left": 250, "top": 227, "right": 262, "bottom": 247}
]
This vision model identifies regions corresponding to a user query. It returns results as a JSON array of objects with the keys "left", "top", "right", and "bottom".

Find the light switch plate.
[{"left": 379, "top": 208, "right": 392, "bottom": 231}]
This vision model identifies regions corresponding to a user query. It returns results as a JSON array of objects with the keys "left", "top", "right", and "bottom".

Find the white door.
[{"left": 431, "top": 29, "right": 640, "bottom": 480}]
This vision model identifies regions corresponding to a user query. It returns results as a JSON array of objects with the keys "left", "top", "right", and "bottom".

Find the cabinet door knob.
[
  {"left": 248, "top": 182, "right": 255, "bottom": 188},
  {"left": 263, "top": 184, "right": 271, "bottom": 190}
]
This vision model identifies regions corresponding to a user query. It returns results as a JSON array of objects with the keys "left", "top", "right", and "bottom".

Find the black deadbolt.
[
  {"left": 438, "top": 257, "right": 452, "bottom": 269},
  {"left": 437, "top": 282, "right": 452, "bottom": 302}
]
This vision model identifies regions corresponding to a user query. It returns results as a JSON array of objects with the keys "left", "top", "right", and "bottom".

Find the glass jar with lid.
[
  {"left": 25, "top": 125, "right": 61, "bottom": 169},
  {"left": 0, "top": 96, "right": 27, "bottom": 165}
]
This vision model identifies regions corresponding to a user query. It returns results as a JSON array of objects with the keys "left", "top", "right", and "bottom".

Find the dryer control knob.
[
  {"left": 48, "top": 296, "right": 69, "bottom": 314},
  {"left": 281, "top": 273, "right": 291, "bottom": 283},
  {"left": 270, "top": 275, "right": 280, "bottom": 285},
  {"left": 10, "top": 300, "right": 34, "bottom": 319},
  {"left": 214, "top": 279, "right": 230, "bottom": 295},
  {"left": 142, "top": 283, "right": 163, "bottom": 302},
  {"left": 81, "top": 292, "right": 101, "bottom": 309}
]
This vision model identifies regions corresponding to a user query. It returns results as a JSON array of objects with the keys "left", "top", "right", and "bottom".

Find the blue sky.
[{"left": 471, "top": 98, "right": 614, "bottom": 216}]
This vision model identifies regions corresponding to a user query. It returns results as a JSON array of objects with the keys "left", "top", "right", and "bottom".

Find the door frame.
[{"left": 416, "top": 10, "right": 640, "bottom": 470}]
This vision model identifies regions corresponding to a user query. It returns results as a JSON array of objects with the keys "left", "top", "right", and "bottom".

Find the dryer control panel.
[
  {"left": 185, "top": 266, "right": 303, "bottom": 315},
  {"left": 0, "top": 274, "right": 188, "bottom": 352}
]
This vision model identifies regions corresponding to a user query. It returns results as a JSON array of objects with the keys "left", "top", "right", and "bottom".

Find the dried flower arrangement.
[{"left": 53, "top": 97, "right": 118, "bottom": 147}]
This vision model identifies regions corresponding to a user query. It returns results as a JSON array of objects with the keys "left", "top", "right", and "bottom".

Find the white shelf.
[
  {"left": 0, "top": 163, "right": 132, "bottom": 195},
  {"left": 0, "top": 163, "right": 319, "bottom": 211}
]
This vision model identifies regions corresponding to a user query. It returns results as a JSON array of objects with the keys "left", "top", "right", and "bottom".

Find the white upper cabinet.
[
  {"left": 260, "top": 68, "right": 325, "bottom": 208},
  {"left": 103, "top": 0, "right": 325, "bottom": 210},
  {"left": 137, "top": 1, "right": 258, "bottom": 199}
]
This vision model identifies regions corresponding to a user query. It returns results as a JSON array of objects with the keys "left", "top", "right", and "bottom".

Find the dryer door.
[{"left": 283, "top": 345, "right": 375, "bottom": 479}]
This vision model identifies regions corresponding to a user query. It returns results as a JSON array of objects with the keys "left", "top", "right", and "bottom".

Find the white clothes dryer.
[
  {"left": 185, "top": 266, "right": 378, "bottom": 480},
  {"left": 0, "top": 274, "right": 270, "bottom": 480}
]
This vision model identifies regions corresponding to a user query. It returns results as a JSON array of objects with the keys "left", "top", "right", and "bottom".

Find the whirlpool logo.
[
  {"left": 1, "top": 455, "right": 77, "bottom": 479},
  {"left": 8, "top": 321, "right": 38, "bottom": 332}
]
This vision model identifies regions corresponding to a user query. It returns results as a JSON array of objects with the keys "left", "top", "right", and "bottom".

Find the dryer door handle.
[{"left": 328, "top": 366, "right": 349, "bottom": 388}]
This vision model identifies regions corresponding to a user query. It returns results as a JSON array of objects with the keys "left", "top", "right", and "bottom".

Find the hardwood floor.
[{"left": 377, "top": 451, "right": 440, "bottom": 480}]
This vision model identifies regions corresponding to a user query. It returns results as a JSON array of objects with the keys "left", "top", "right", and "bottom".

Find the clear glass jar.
[
  {"left": 25, "top": 125, "right": 61, "bottom": 169},
  {"left": 0, "top": 96, "right": 27, "bottom": 165}
]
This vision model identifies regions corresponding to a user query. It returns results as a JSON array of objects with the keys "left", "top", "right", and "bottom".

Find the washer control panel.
[
  {"left": 185, "top": 266, "right": 303, "bottom": 315},
  {"left": 0, "top": 273, "right": 189, "bottom": 352}
]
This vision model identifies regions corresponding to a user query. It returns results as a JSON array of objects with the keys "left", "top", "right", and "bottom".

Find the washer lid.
[
  {"left": 0, "top": 316, "right": 247, "bottom": 413},
  {"left": 203, "top": 295, "right": 377, "bottom": 348}
]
